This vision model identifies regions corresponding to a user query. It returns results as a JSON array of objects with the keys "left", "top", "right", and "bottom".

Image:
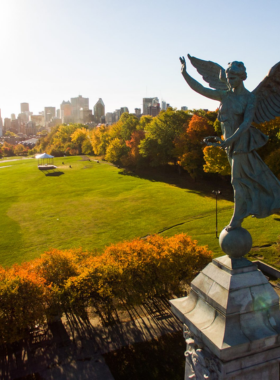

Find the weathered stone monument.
[{"left": 170, "top": 55, "right": 280, "bottom": 379}]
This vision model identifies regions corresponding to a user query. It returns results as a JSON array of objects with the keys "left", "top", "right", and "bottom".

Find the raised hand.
[{"left": 180, "top": 56, "right": 187, "bottom": 74}]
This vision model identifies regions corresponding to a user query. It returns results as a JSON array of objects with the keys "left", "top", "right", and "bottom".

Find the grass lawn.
[{"left": 0, "top": 156, "right": 280, "bottom": 267}]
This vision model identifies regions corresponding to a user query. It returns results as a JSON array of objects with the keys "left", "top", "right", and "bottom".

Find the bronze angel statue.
[{"left": 180, "top": 54, "right": 280, "bottom": 231}]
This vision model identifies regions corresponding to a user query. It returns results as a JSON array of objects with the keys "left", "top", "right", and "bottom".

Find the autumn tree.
[
  {"left": 14, "top": 143, "right": 28, "bottom": 156},
  {"left": 71, "top": 127, "right": 89, "bottom": 154},
  {"left": 174, "top": 114, "right": 215, "bottom": 178},
  {"left": 203, "top": 146, "right": 231, "bottom": 175},
  {"left": 139, "top": 108, "right": 191, "bottom": 166},
  {"left": 91, "top": 125, "right": 111, "bottom": 156}
]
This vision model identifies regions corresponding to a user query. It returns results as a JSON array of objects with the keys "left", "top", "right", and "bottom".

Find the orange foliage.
[
  {"left": 0, "top": 234, "right": 212, "bottom": 343},
  {"left": 187, "top": 115, "right": 214, "bottom": 144}
]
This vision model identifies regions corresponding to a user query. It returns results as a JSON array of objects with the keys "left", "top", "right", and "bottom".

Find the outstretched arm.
[{"left": 180, "top": 57, "right": 224, "bottom": 102}]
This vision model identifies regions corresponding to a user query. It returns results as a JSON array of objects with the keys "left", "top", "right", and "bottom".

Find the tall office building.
[
  {"left": 94, "top": 98, "right": 105, "bottom": 123},
  {"left": 60, "top": 101, "right": 72, "bottom": 124},
  {"left": 11, "top": 113, "right": 16, "bottom": 121},
  {"left": 161, "top": 101, "right": 167, "bottom": 111},
  {"left": 71, "top": 95, "right": 89, "bottom": 122},
  {"left": 21, "top": 103, "right": 29, "bottom": 113},
  {"left": 57, "top": 109, "right": 60, "bottom": 119},
  {"left": 135, "top": 108, "right": 141, "bottom": 117},
  {"left": 143, "top": 97, "right": 159, "bottom": 115},
  {"left": 181, "top": 106, "right": 188, "bottom": 111},
  {"left": 113, "top": 109, "right": 120, "bottom": 122},
  {"left": 147, "top": 98, "right": 160, "bottom": 117},
  {"left": 4, "top": 118, "right": 11, "bottom": 132},
  {"left": 105, "top": 112, "right": 114, "bottom": 125},
  {"left": 120, "top": 107, "right": 129, "bottom": 115},
  {"left": 31, "top": 115, "right": 44, "bottom": 127},
  {"left": 44, "top": 107, "right": 56, "bottom": 123}
]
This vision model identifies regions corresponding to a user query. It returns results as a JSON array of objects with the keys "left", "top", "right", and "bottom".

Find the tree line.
[
  {"left": 0, "top": 233, "right": 212, "bottom": 345},
  {"left": 3, "top": 109, "right": 280, "bottom": 179}
]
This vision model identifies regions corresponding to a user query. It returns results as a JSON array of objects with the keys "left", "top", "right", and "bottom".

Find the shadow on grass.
[
  {"left": 44, "top": 171, "right": 64, "bottom": 177},
  {"left": 0, "top": 297, "right": 183, "bottom": 379},
  {"left": 118, "top": 166, "right": 233, "bottom": 202},
  {"left": 103, "top": 331, "right": 185, "bottom": 380}
]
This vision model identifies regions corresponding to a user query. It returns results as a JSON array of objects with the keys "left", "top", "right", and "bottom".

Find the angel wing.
[
  {"left": 253, "top": 62, "right": 280, "bottom": 124},
  {"left": 187, "top": 54, "right": 229, "bottom": 91}
]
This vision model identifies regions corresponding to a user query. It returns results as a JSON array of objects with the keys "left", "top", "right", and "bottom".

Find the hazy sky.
[{"left": 1, "top": 0, "right": 280, "bottom": 119}]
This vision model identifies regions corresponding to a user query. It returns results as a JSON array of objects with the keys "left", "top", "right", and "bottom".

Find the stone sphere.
[{"left": 219, "top": 227, "right": 252, "bottom": 258}]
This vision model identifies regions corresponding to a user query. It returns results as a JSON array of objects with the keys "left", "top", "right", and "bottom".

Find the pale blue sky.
[{"left": 1, "top": 0, "right": 279, "bottom": 119}]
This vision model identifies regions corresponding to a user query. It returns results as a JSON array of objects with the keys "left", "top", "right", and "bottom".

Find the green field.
[{"left": 0, "top": 156, "right": 280, "bottom": 268}]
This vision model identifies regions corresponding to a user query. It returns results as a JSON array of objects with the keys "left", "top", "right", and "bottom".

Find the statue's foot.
[{"left": 225, "top": 220, "right": 243, "bottom": 231}]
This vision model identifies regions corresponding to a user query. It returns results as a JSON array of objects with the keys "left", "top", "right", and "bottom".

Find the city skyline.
[{"left": 1, "top": 0, "right": 280, "bottom": 120}]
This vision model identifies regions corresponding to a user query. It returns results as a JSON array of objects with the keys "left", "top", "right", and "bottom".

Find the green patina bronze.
[{"left": 180, "top": 55, "right": 280, "bottom": 256}]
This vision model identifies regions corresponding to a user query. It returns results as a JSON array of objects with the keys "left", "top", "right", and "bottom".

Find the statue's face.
[{"left": 227, "top": 74, "right": 243, "bottom": 89}]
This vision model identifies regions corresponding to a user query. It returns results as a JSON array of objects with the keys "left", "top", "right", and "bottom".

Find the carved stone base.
[{"left": 170, "top": 255, "right": 280, "bottom": 379}]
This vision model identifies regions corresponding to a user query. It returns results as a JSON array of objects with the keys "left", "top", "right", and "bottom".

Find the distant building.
[
  {"left": 113, "top": 109, "right": 120, "bottom": 122},
  {"left": 147, "top": 98, "right": 160, "bottom": 117},
  {"left": 60, "top": 101, "right": 72, "bottom": 124},
  {"left": 20, "top": 103, "right": 29, "bottom": 113},
  {"left": 18, "top": 112, "right": 29, "bottom": 124},
  {"left": 181, "top": 106, "right": 188, "bottom": 111},
  {"left": 31, "top": 115, "right": 45, "bottom": 127},
  {"left": 94, "top": 98, "right": 105, "bottom": 123},
  {"left": 11, "top": 119, "right": 20, "bottom": 134},
  {"left": 71, "top": 95, "right": 89, "bottom": 123},
  {"left": 56, "top": 109, "right": 60, "bottom": 119},
  {"left": 105, "top": 112, "right": 114, "bottom": 125},
  {"left": 48, "top": 118, "right": 62, "bottom": 129},
  {"left": 135, "top": 108, "right": 141, "bottom": 116},
  {"left": 143, "top": 97, "right": 158, "bottom": 115},
  {"left": 26, "top": 121, "right": 37, "bottom": 135},
  {"left": 11, "top": 113, "right": 16, "bottom": 121},
  {"left": 120, "top": 107, "right": 129, "bottom": 115},
  {"left": 80, "top": 108, "right": 93, "bottom": 123},
  {"left": 44, "top": 107, "right": 56, "bottom": 123},
  {"left": 4, "top": 118, "right": 11, "bottom": 132},
  {"left": 161, "top": 101, "right": 167, "bottom": 111}
]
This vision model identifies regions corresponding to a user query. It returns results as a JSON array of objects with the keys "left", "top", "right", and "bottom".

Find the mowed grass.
[{"left": 0, "top": 156, "right": 280, "bottom": 267}]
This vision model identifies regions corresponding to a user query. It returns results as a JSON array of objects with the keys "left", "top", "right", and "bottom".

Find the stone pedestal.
[{"left": 170, "top": 255, "right": 280, "bottom": 379}]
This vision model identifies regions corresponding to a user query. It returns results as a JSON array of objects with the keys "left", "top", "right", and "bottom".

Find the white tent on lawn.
[{"left": 35, "top": 153, "right": 57, "bottom": 170}]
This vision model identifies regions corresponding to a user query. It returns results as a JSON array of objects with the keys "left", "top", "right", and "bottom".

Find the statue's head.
[{"left": 226, "top": 61, "right": 247, "bottom": 89}]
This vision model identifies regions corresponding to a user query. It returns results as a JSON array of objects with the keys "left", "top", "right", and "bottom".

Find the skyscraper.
[
  {"left": 143, "top": 97, "right": 159, "bottom": 115},
  {"left": 21, "top": 103, "right": 29, "bottom": 113},
  {"left": 60, "top": 101, "right": 72, "bottom": 124},
  {"left": 44, "top": 107, "right": 56, "bottom": 123},
  {"left": 147, "top": 98, "right": 160, "bottom": 117},
  {"left": 94, "top": 98, "right": 105, "bottom": 123},
  {"left": 71, "top": 95, "right": 89, "bottom": 123},
  {"left": 120, "top": 107, "right": 129, "bottom": 115}
]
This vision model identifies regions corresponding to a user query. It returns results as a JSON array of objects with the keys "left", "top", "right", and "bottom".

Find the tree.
[
  {"left": 122, "top": 130, "right": 146, "bottom": 167},
  {"left": 105, "top": 138, "right": 128, "bottom": 163},
  {"left": 174, "top": 114, "right": 215, "bottom": 178},
  {"left": 203, "top": 146, "right": 231, "bottom": 175},
  {"left": 2, "top": 142, "right": 14, "bottom": 157},
  {"left": 139, "top": 108, "right": 191, "bottom": 166},
  {"left": 71, "top": 127, "right": 89, "bottom": 154},
  {"left": 14, "top": 144, "right": 28, "bottom": 156},
  {"left": 91, "top": 125, "right": 111, "bottom": 156}
]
